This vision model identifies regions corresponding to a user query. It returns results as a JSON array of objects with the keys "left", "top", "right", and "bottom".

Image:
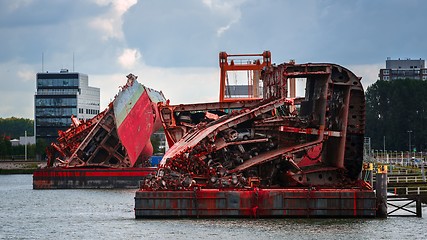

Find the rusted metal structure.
[
  {"left": 135, "top": 52, "right": 376, "bottom": 217},
  {"left": 33, "top": 74, "right": 164, "bottom": 189}
]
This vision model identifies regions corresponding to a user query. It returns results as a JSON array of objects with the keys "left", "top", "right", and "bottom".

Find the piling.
[
  {"left": 416, "top": 195, "right": 422, "bottom": 217},
  {"left": 376, "top": 165, "right": 388, "bottom": 218}
]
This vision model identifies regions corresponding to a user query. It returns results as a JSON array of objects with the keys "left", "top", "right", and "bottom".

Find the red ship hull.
[{"left": 116, "top": 90, "right": 154, "bottom": 165}]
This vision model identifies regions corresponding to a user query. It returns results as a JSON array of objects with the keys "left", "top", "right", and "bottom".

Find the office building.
[
  {"left": 379, "top": 58, "right": 427, "bottom": 81},
  {"left": 35, "top": 69, "right": 100, "bottom": 144}
]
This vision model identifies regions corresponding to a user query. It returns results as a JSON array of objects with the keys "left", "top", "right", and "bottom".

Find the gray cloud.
[
  {"left": 123, "top": 0, "right": 226, "bottom": 67},
  {"left": 1, "top": 0, "right": 427, "bottom": 118}
]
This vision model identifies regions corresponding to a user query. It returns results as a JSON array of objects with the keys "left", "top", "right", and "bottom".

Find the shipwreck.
[
  {"left": 135, "top": 51, "right": 376, "bottom": 218},
  {"left": 33, "top": 74, "right": 165, "bottom": 189}
]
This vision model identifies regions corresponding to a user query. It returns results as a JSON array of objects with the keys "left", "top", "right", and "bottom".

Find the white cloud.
[
  {"left": 348, "top": 63, "right": 383, "bottom": 90},
  {"left": 0, "top": 90, "right": 34, "bottom": 118},
  {"left": 89, "top": 18, "right": 118, "bottom": 40},
  {"left": 90, "top": 0, "right": 138, "bottom": 40},
  {"left": 17, "top": 69, "right": 36, "bottom": 82},
  {"left": 217, "top": 25, "right": 230, "bottom": 36},
  {"left": 202, "top": 0, "right": 245, "bottom": 36},
  {"left": 94, "top": 0, "right": 137, "bottom": 14},
  {"left": 202, "top": 0, "right": 245, "bottom": 12},
  {"left": 90, "top": 64, "right": 219, "bottom": 111},
  {"left": 113, "top": 0, "right": 138, "bottom": 15},
  {"left": 5, "top": 0, "right": 33, "bottom": 12},
  {"left": 216, "top": 18, "right": 239, "bottom": 37},
  {"left": 0, "top": 60, "right": 37, "bottom": 118},
  {"left": 118, "top": 48, "right": 141, "bottom": 69}
]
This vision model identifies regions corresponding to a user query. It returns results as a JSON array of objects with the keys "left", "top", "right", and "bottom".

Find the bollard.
[
  {"left": 376, "top": 165, "right": 388, "bottom": 218},
  {"left": 416, "top": 196, "right": 422, "bottom": 218}
]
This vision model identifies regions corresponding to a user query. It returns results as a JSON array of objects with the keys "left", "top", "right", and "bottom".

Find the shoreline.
[{"left": 0, "top": 160, "right": 45, "bottom": 174}]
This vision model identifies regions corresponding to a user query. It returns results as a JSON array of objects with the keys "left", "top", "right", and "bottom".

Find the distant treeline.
[
  {"left": 366, "top": 79, "right": 427, "bottom": 152},
  {"left": 0, "top": 117, "right": 38, "bottom": 160},
  {"left": 0, "top": 117, "right": 34, "bottom": 139}
]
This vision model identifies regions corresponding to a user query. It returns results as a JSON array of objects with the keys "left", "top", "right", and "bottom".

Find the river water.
[{"left": 0, "top": 174, "right": 426, "bottom": 240}]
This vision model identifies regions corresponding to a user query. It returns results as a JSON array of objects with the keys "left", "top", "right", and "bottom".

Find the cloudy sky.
[{"left": 1, "top": 0, "right": 426, "bottom": 119}]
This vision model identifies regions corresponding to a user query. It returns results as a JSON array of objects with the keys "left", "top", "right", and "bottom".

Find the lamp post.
[
  {"left": 383, "top": 136, "right": 386, "bottom": 153},
  {"left": 408, "top": 130, "right": 412, "bottom": 161},
  {"left": 24, "top": 130, "right": 27, "bottom": 161},
  {"left": 394, "top": 151, "right": 398, "bottom": 164}
]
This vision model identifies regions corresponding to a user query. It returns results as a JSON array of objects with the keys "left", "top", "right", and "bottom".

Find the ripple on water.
[{"left": 1, "top": 174, "right": 426, "bottom": 240}]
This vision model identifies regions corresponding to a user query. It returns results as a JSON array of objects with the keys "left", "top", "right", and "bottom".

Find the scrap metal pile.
[
  {"left": 142, "top": 52, "right": 366, "bottom": 190},
  {"left": 46, "top": 74, "right": 166, "bottom": 168}
]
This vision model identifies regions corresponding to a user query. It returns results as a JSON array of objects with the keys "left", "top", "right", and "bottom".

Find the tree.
[
  {"left": 0, "top": 136, "right": 12, "bottom": 158},
  {"left": 0, "top": 118, "right": 35, "bottom": 159},
  {"left": 365, "top": 79, "right": 427, "bottom": 151},
  {"left": 0, "top": 117, "right": 34, "bottom": 139},
  {"left": 35, "top": 139, "right": 48, "bottom": 160}
]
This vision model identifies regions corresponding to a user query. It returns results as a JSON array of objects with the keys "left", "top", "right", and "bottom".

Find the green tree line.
[
  {"left": 365, "top": 79, "right": 427, "bottom": 152},
  {"left": 0, "top": 117, "right": 34, "bottom": 139},
  {"left": 0, "top": 117, "right": 42, "bottom": 160},
  {"left": 0, "top": 136, "right": 39, "bottom": 160}
]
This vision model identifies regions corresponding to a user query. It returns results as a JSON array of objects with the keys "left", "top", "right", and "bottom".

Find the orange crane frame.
[{"left": 219, "top": 51, "right": 271, "bottom": 102}]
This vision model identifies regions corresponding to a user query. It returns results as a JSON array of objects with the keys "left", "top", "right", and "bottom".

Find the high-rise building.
[
  {"left": 378, "top": 58, "right": 427, "bottom": 81},
  {"left": 34, "top": 69, "right": 100, "bottom": 145}
]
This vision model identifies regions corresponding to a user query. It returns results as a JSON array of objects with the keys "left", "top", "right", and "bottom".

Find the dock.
[{"left": 363, "top": 159, "right": 426, "bottom": 217}]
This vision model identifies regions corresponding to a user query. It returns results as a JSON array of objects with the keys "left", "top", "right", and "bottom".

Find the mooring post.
[
  {"left": 416, "top": 196, "right": 422, "bottom": 218},
  {"left": 376, "top": 165, "right": 388, "bottom": 218}
]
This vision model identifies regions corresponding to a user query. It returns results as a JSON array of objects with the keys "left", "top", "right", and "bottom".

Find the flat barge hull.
[
  {"left": 135, "top": 188, "right": 376, "bottom": 218},
  {"left": 33, "top": 167, "right": 156, "bottom": 189}
]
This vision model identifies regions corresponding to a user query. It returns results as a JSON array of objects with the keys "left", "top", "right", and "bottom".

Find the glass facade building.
[{"left": 35, "top": 69, "right": 100, "bottom": 144}]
